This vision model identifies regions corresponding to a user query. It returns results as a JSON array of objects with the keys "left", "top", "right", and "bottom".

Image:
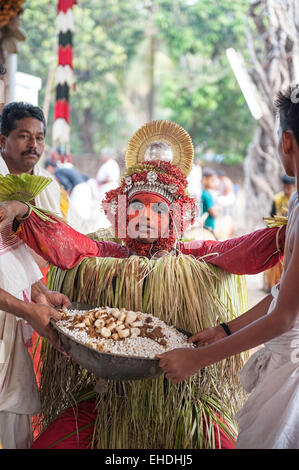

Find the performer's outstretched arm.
[
  {"left": 17, "top": 210, "right": 130, "bottom": 269},
  {"left": 178, "top": 225, "right": 285, "bottom": 275},
  {"left": 2, "top": 199, "right": 285, "bottom": 274}
]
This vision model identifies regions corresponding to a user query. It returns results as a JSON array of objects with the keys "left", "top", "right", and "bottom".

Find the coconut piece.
[
  {"left": 107, "top": 321, "right": 117, "bottom": 331},
  {"left": 130, "top": 327, "right": 141, "bottom": 337},
  {"left": 118, "top": 312, "right": 126, "bottom": 322},
  {"left": 130, "top": 320, "right": 143, "bottom": 328},
  {"left": 100, "top": 327, "right": 112, "bottom": 338},
  {"left": 94, "top": 318, "right": 105, "bottom": 329},
  {"left": 125, "top": 311, "right": 137, "bottom": 324},
  {"left": 118, "top": 328, "right": 130, "bottom": 339}
]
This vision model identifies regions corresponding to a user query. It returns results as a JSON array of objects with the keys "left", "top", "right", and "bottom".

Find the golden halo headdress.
[
  {"left": 125, "top": 120, "right": 194, "bottom": 177},
  {"left": 103, "top": 120, "right": 197, "bottom": 234}
]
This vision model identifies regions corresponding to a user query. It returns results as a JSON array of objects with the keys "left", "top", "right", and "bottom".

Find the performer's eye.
[
  {"left": 151, "top": 203, "right": 169, "bottom": 214},
  {"left": 128, "top": 201, "right": 144, "bottom": 212}
]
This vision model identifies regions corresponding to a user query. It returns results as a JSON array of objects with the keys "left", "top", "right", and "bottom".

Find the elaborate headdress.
[{"left": 103, "top": 120, "right": 197, "bottom": 256}]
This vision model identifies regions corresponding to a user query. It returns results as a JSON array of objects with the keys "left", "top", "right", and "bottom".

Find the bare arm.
[
  {"left": 226, "top": 293, "right": 273, "bottom": 334},
  {"left": 189, "top": 293, "right": 273, "bottom": 346},
  {"left": 158, "top": 222, "right": 299, "bottom": 383}
]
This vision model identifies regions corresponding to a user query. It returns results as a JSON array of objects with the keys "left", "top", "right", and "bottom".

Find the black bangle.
[
  {"left": 16, "top": 203, "right": 31, "bottom": 221},
  {"left": 12, "top": 203, "right": 31, "bottom": 232},
  {"left": 220, "top": 322, "right": 231, "bottom": 336}
]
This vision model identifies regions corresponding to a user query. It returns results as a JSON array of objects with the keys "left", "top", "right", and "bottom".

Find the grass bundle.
[
  {"left": 39, "top": 242, "right": 248, "bottom": 448},
  {"left": 263, "top": 215, "right": 288, "bottom": 227}
]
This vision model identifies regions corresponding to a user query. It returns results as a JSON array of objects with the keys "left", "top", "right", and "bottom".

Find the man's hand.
[
  {"left": 0, "top": 200, "right": 29, "bottom": 231},
  {"left": 30, "top": 281, "right": 71, "bottom": 352},
  {"left": 33, "top": 289, "right": 71, "bottom": 310},
  {"left": 31, "top": 280, "right": 71, "bottom": 309},
  {"left": 156, "top": 348, "right": 201, "bottom": 384},
  {"left": 25, "top": 302, "right": 64, "bottom": 352}
]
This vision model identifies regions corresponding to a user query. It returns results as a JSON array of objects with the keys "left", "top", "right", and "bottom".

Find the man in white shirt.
[
  {"left": 0, "top": 102, "right": 71, "bottom": 448},
  {"left": 0, "top": 191, "right": 69, "bottom": 449},
  {"left": 96, "top": 147, "right": 120, "bottom": 198},
  {"left": 95, "top": 147, "right": 120, "bottom": 228},
  {"left": 0, "top": 101, "right": 93, "bottom": 235}
]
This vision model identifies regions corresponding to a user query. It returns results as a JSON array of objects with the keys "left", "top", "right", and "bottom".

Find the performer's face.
[
  {"left": 0, "top": 117, "right": 45, "bottom": 174},
  {"left": 127, "top": 193, "right": 170, "bottom": 243}
]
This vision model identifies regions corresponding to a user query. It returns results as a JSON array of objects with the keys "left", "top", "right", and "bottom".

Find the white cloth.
[
  {"left": 96, "top": 159, "right": 120, "bottom": 200},
  {"left": 187, "top": 164, "right": 202, "bottom": 202},
  {"left": 0, "top": 156, "right": 42, "bottom": 449},
  {"left": 33, "top": 164, "right": 97, "bottom": 234},
  {"left": 235, "top": 200, "right": 299, "bottom": 448},
  {"left": 95, "top": 159, "right": 120, "bottom": 229},
  {"left": 0, "top": 411, "right": 33, "bottom": 449},
  {"left": 70, "top": 178, "right": 111, "bottom": 231}
]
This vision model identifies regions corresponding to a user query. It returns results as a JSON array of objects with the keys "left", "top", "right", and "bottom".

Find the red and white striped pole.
[{"left": 52, "top": 0, "right": 76, "bottom": 163}]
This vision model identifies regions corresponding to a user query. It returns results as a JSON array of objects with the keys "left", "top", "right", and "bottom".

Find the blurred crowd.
[
  {"left": 44, "top": 147, "right": 120, "bottom": 233},
  {"left": 187, "top": 161, "right": 237, "bottom": 240}
]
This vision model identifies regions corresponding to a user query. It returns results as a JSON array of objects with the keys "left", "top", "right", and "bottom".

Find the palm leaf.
[
  {"left": 0, "top": 173, "right": 60, "bottom": 222},
  {"left": 0, "top": 173, "right": 52, "bottom": 202}
]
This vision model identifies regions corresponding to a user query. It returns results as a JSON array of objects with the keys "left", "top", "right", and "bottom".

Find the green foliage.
[
  {"left": 154, "top": 0, "right": 255, "bottom": 162},
  {"left": 18, "top": 0, "right": 255, "bottom": 162}
]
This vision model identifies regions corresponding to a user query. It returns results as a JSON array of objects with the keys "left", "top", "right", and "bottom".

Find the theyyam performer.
[{"left": 2, "top": 120, "right": 286, "bottom": 449}]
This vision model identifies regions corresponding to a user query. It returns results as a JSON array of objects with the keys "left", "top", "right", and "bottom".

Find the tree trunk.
[
  {"left": 243, "top": 0, "right": 299, "bottom": 230},
  {"left": 81, "top": 108, "right": 95, "bottom": 154}
]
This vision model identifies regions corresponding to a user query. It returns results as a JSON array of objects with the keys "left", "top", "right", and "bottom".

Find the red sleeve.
[
  {"left": 178, "top": 226, "right": 286, "bottom": 275},
  {"left": 17, "top": 211, "right": 129, "bottom": 270}
]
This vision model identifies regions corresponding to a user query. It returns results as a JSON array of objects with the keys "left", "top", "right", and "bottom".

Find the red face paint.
[{"left": 127, "top": 192, "right": 171, "bottom": 243}]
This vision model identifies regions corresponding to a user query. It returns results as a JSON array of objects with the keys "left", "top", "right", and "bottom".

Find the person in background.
[
  {"left": 95, "top": 147, "right": 121, "bottom": 229},
  {"left": 50, "top": 148, "right": 89, "bottom": 194},
  {"left": 270, "top": 174, "right": 296, "bottom": 217},
  {"left": 264, "top": 173, "right": 296, "bottom": 292},
  {"left": 187, "top": 158, "right": 202, "bottom": 205},
  {"left": 200, "top": 167, "right": 222, "bottom": 237},
  {"left": 215, "top": 170, "right": 236, "bottom": 238},
  {"left": 96, "top": 147, "right": 120, "bottom": 200}
]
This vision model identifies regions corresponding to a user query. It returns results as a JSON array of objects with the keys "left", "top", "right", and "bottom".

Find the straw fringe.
[{"left": 38, "top": 247, "right": 248, "bottom": 448}]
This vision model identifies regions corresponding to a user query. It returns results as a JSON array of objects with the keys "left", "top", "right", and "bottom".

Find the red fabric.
[
  {"left": 31, "top": 398, "right": 234, "bottom": 449},
  {"left": 208, "top": 414, "right": 236, "bottom": 449},
  {"left": 18, "top": 212, "right": 285, "bottom": 275},
  {"left": 179, "top": 225, "right": 286, "bottom": 275},
  {"left": 28, "top": 264, "right": 50, "bottom": 439},
  {"left": 18, "top": 212, "right": 129, "bottom": 270},
  {"left": 31, "top": 399, "right": 97, "bottom": 449},
  {"left": 57, "top": 0, "right": 76, "bottom": 13},
  {"left": 58, "top": 45, "right": 73, "bottom": 67},
  {"left": 54, "top": 100, "right": 70, "bottom": 123},
  {"left": 28, "top": 263, "right": 49, "bottom": 387}
]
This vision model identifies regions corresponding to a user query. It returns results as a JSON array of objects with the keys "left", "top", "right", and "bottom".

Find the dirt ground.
[{"left": 246, "top": 272, "right": 266, "bottom": 309}]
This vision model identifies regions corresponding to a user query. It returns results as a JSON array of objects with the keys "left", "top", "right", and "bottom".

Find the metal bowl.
[{"left": 51, "top": 302, "right": 181, "bottom": 381}]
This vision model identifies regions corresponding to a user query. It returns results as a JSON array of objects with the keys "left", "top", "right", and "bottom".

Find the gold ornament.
[{"left": 125, "top": 120, "right": 194, "bottom": 177}]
